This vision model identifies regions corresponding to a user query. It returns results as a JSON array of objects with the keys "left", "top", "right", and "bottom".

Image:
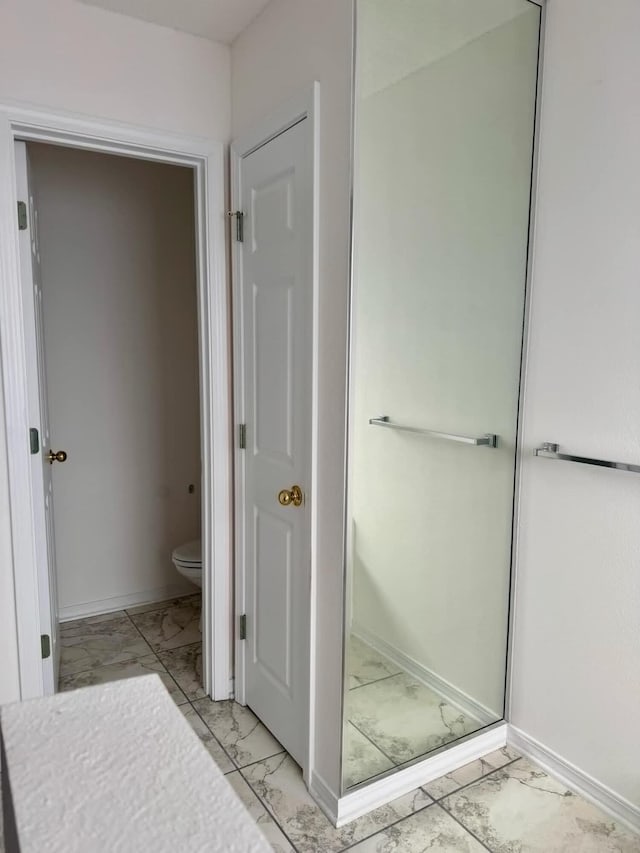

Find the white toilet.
[{"left": 171, "top": 539, "right": 202, "bottom": 589}]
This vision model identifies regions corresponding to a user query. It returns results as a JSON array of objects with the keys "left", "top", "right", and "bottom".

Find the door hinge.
[
  {"left": 228, "top": 210, "right": 244, "bottom": 243},
  {"left": 239, "top": 424, "right": 247, "bottom": 450},
  {"left": 17, "top": 200, "right": 28, "bottom": 231},
  {"left": 239, "top": 614, "right": 247, "bottom": 640},
  {"left": 29, "top": 427, "right": 40, "bottom": 455},
  {"left": 41, "top": 634, "right": 51, "bottom": 659}
]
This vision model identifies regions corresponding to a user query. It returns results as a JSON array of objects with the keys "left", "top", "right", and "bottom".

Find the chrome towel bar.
[
  {"left": 369, "top": 416, "right": 497, "bottom": 448},
  {"left": 534, "top": 442, "right": 640, "bottom": 474}
]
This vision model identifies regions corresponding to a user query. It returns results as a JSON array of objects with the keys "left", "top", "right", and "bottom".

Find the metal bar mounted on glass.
[{"left": 370, "top": 416, "right": 498, "bottom": 447}]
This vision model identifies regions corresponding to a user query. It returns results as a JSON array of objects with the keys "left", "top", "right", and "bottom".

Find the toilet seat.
[
  {"left": 172, "top": 539, "right": 201, "bottom": 567},
  {"left": 172, "top": 539, "right": 202, "bottom": 591}
]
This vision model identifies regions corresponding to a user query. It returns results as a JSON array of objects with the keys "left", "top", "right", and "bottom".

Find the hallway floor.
[{"left": 57, "top": 596, "right": 638, "bottom": 852}]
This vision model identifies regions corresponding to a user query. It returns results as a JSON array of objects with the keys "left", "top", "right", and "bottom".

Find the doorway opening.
[
  {"left": 0, "top": 107, "right": 230, "bottom": 705},
  {"left": 18, "top": 140, "right": 206, "bottom": 700}
]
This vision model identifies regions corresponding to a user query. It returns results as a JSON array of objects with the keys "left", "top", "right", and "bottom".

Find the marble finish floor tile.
[
  {"left": 241, "top": 752, "right": 432, "bottom": 853},
  {"left": 442, "top": 758, "right": 640, "bottom": 852},
  {"left": 348, "top": 803, "right": 486, "bottom": 852},
  {"left": 227, "top": 771, "right": 295, "bottom": 852},
  {"left": 58, "top": 654, "right": 188, "bottom": 706},
  {"left": 158, "top": 642, "right": 206, "bottom": 702},
  {"left": 344, "top": 723, "right": 394, "bottom": 788},
  {"left": 54, "top": 615, "right": 640, "bottom": 853},
  {"left": 348, "top": 636, "right": 401, "bottom": 689},
  {"left": 348, "top": 672, "right": 481, "bottom": 765},
  {"left": 129, "top": 596, "right": 201, "bottom": 652},
  {"left": 125, "top": 593, "right": 201, "bottom": 617},
  {"left": 192, "top": 699, "right": 284, "bottom": 769},
  {"left": 180, "top": 706, "right": 235, "bottom": 774},
  {"left": 59, "top": 614, "right": 152, "bottom": 676},
  {"left": 423, "top": 746, "right": 521, "bottom": 800}
]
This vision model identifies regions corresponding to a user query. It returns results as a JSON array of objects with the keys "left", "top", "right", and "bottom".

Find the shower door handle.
[{"left": 369, "top": 416, "right": 497, "bottom": 448}]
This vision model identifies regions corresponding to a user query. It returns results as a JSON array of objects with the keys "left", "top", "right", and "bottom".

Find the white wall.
[
  {"left": 232, "top": 0, "right": 354, "bottom": 795},
  {"left": 0, "top": 0, "right": 230, "bottom": 139},
  {"left": 0, "top": 0, "right": 228, "bottom": 701},
  {"left": 512, "top": 0, "right": 640, "bottom": 810},
  {"left": 29, "top": 144, "right": 201, "bottom": 613},
  {"left": 350, "top": 9, "right": 540, "bottom": 716}
]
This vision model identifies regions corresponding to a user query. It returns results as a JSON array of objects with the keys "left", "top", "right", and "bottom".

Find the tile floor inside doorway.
[{"left": 58, "top": 594, "right": 639, "bottom": 852}]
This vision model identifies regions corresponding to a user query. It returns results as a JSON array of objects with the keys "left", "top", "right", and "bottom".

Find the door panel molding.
[
  {"left": 254, "top": 507, "right": 293, "bottom": 694},
  {"left": 0, "top": 104, "right": 230, "bottom": 702}
]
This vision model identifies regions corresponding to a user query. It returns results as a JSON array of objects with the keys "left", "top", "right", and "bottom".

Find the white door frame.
[
  {"left": 0, "top": 104, "right": 232, "bottom": 701},
  {"left": 231, "top": 83, "right": 320, "bottom": 777}
]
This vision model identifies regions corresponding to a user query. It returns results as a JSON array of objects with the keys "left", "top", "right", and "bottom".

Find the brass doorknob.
[
  {"left": 46, "top": 450, "right": 68, "bottom": 465},
  {"left": 278, "top": 485, "right": 304, "bottom": 507}
]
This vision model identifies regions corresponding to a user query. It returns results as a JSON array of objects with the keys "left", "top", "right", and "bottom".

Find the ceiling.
[{"left": 76, "top": 0, "right": 272, "bottom": 44}]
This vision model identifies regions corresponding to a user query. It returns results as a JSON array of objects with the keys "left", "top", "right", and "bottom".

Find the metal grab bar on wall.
[
  {"left": 534, "top": 442, "right": 640, "bottom": 474},
  {"left": 369, "top": 416, "right": 498, "bottom": 448}
]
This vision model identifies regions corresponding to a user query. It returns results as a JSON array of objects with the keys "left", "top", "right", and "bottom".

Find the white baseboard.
[
  {"left": 309, "top": 770, "right": 340, "bottom": 825},
  {"left": 58, "top": 583, "right": 197, "bottom": 622},
  {"left": 507, "top": 725, "right": 640, "bottom": 834},
  {"left": 352, "top": 623, "right": 496, "bottom": 727},
  {"left": 333, "top": 723, "right": 507, "bottom": 827}
]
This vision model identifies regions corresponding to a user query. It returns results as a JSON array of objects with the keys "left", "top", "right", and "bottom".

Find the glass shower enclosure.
[{"left": 341, "top": 0, "right": 542, "bottom": 791}]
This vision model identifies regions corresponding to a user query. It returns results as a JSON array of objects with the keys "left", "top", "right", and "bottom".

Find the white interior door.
[
  {"left": 15, "top": 140, "right": 61, "bottom": 695},
  {"left": 237, "top": 118, "right": 313, "bottom": 767}
]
